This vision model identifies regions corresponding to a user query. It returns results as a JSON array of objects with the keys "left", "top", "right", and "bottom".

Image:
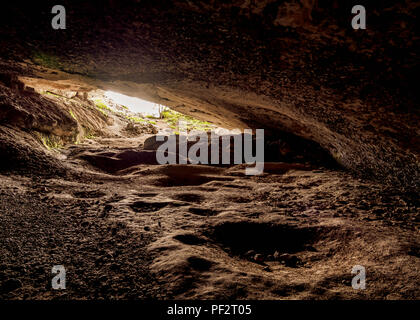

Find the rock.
[
  {"left": 253, "top": 254, "right": 264, "bottom": 263},
  {"left": 81, "top": 221, "right": 89, "bottom": 228},
  {"left": 244, "top": 250, "right": 256, "bottom": 259},
  {"left": 110, "top": 263, "right": 120, "bottom": 271},
  {"left": 303, "top": 245, "right": 317, "bottom": 252},
  {"left": 273, "top": 252, "right": 300, "bottom": 267},
  {"left": 4, "top": 0, "right": 419, "bottom": 187},
  {"left": 100, "top": 204, "right": 113, "bottom": 218},
  {"left": 0, "top": 278, "right": 22, "bottom": 294},
  {"left": 143, "top": 135, "right": 161, "bottom": 150},
  {"left": 276, "top": 254, "right": 300, "bottom": 268}
]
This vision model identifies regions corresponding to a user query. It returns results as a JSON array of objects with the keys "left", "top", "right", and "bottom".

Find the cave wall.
[{"left": 0, "top": 0, "right": 418, "bottom": 187}]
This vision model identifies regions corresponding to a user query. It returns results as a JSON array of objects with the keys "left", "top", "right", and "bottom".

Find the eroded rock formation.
[
  {"left": 2, "top": 0, "right": 419, "bottom": 185},
  {"left": 1, "top": 0, "right": 418, "bottom": 187},
  {"left": 0, "top": 1, "right": 419, "bottom": 301}
]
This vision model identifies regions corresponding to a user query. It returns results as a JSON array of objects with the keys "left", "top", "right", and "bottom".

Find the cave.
[{"left": 0, "top": 0, "right": 419, "bottom": 303}]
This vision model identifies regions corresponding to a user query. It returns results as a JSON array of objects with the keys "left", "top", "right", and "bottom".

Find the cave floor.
[{"left": 0, "top": 135, "right": 419, "bottom": 300}]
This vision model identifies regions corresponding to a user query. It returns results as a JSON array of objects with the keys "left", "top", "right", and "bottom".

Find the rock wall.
[{"left": 0, "top": 0, "right": 418, "bottom": 187}]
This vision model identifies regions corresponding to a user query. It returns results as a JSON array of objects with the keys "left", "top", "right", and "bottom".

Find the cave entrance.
[
  {"left": 90, "top": 90, "right": 338, "bottom": 172},
  {"left": 98, "top": 90, "right": 221, "bottom": 135},
  {"left": 104, "top": 91, "right": 163, "bottom": 118}
]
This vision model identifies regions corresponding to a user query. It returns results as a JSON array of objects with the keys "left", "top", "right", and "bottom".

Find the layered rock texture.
[
  {"left": 0, "top": 0, "right": 418, "bottom": 188},
  {"left": 0, "top": 1, "right": 419, "bottom": 300}
]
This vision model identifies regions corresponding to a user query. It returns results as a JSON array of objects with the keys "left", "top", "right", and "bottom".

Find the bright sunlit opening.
[{"left": 104, "top": 91, "right": 162, "bottom": 117}]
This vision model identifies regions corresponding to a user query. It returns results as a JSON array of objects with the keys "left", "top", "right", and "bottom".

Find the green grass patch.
[
  {"left": 94, "top": 99, "right": 111, "bottom": 111},
  {"left": 68, "top": 109, "right": 77, "bottom": 120},
  {"left": 32, "top": 51, "right": 62, "bottom": 69},
  {"left": 35, "top": 132, "right": 63, "bottom": 150},
  {"left": 126, "top": 116, "right": 145, "bottom": 123},
  {"left": 45, "top": 91, "right": 59, "bottom": 97},
  {"left": 85, "top": 132, "right": 96, "bottom": 139},
  {"left": 94, "top": 99, "right": 112, "bottom": 116},
  {"left": 161, "top": 108, "right": 213, "bottom": 132},
  {"left": 82, "top": 127, "right": 96, "bottom": 140},
  {"left": 126, "top": 115, "right": 158, "bottom": 126}
]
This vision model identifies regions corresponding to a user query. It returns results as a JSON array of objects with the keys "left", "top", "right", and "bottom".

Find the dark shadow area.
[{"left": 209, "top": 221, "right": 332, "bottom": 256}]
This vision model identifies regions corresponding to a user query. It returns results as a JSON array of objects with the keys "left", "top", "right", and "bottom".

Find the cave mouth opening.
[
  {"left": 15, "top": 76, "right": 338, "bottom": 172},
  {"left": 104, "top": 91, "right": 164, "bottom": 118},
  {"left": 90, "top": 90, "right": 339, "bottom": 170},
  {"left": 100, "top": 90, "right": 223, "bottom": 135}
]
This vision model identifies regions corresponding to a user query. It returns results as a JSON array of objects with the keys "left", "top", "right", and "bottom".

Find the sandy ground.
[{"left": 0, "top": 128, "right": 419, "bottom": 300}]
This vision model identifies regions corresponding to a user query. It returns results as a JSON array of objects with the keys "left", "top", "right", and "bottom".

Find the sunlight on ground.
[{"left": 105, "top": 91, "right": 162, "bottom": 117}]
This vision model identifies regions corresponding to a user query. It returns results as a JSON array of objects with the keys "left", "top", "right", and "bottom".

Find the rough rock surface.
[
  {"left": 1, "top": 0, "right": 418, "bottom": 187},
  {"left": 0, "top": 0, "right": 419, "bottom": 301},
  {"left": 1, "top": 139, "right": 419, "bottom": 299}
]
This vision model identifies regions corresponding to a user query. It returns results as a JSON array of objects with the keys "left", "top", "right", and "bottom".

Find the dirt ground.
[{"left": 0, "top": 128, "right": 419, "bottom": 300}]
